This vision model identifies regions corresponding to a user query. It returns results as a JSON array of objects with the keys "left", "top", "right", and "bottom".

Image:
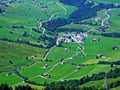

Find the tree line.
[
  {"left": 0, "top": 84, "right": 34, "bottom": 90},
  {"left": 101, "top": 32, "right": 120, "bottom": 38},
  {"left": 98, "top": 60, "right": 120, "bottom": 66},
  {"left": 44, "top": 68, "right": 120, "bottom": 89}
]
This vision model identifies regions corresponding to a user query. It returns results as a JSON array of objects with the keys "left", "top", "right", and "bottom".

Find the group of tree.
[
  {"left": 12, "top": 25, "right": 24, "bottom": 29},
  {"left": 44, "top": 68, "right": 120, "bottom": 89},
  {"left": 42, "top": 0, "right": 120, "bottom": 32},
  {"left": 98, "top": 60, "right": 120, "bottom": 66},
  {"left": 42, "top": 18, "right": 71, "bottom": 31},
  {"left": 44, "top": 86, "right": 100, "bottom": 90},
  {"left": 109, "top": 80, "right": 120, "bottom": 89},
  {"left": 0, "top": 84, "right": 33, "bottom": 90},
  {"left": 0, "top": 9, "right": 3, "bottom": 13},
  {"left": 101, "top": 32, "right": 120, "bottom": 38}
]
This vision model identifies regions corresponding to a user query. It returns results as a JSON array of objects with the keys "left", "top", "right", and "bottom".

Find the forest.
[{"left": 43, "top": 0, "right": 119, "bottom": 32}]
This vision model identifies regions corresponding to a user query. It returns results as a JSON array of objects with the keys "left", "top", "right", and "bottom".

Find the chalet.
[
  {"left": 113, "top": 64, "right": 117, "bottom": 67},
  {"left": 59, "top": 58, "right": 65, "bottom": 65},
  {"left": 23, "top": 78, "right": 28, "bottom": 83},
  {"left": 98, "top": 25, "right": 110, "bottom": 32},
  {"left": 31, "top": 55, "right": 37, "bottom": 59},
  {"left": 6, "top": 72, "right": 14, "bottom": 76},
  {"left": 41, "top": 73, "right": 51, "bottom": 78},
  {"left": 92, "top": 38, "right": 100, "bottom": 42},
  {"left": 44, "top": 64, "right": 49, "bottom": 68},
  {"left": 96, "top": 54, "right": 105, "bottom": 59},
  {"left": 112, "top": 45, "right": 118, "bottom": 50},
  {"left": 76, "top": 66, "right": 80, "bottom": 71},
  {"left": 79, "top": 46, "right": 83, "bottom": 50},
  {"left": 59, "top": 58, "right": 64, "bottom": 61},
  {"left": 60, "top": 61, "right": 64, "bottom": 65},
  {"left": 64, "top": 48, "right": 69, "bottom": 51}
]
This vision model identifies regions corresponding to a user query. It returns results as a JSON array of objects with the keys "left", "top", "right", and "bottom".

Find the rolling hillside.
[{"left": 0, "top": 0, "right": 120, "bottom": 90}]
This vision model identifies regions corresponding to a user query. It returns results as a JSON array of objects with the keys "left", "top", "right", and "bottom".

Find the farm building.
[
  {"left": 6, "top": 72, "right": 14, "bottom": 76},
  {"left": 41, "top": 73, "right": 51, "bottom": 78},
  {"left": 43, "top": 64, "right": 49, "bottom": 69},
  {"left": 76, "top": 66, "right": 81, "bottom": 71},
  {"left": 92, "top": 38, "right": 101, "bottom": 42},
  {"left": 112, "top": 45, "right": 118, "bottom": 50},
  {"left": 96, "top": 54, "right": 105, "bottom": 59}
]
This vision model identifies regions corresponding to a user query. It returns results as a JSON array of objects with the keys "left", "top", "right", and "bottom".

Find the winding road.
[{"left": 101, "top": 9, "right": 111, "bottom": 26}]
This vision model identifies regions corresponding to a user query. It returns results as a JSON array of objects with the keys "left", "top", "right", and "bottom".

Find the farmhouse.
[
  {"left": 41, "top": 73, "right": 51, "bottom": 78},
  {"left": 76, "top": 66, "right": 80, "bottom": 71},
  {"left": 79, "top": 46, "right": 83, "bottom": 50},
  {"left": 60, "top": 58, "right": 65, "bottom": 65},
  {"left": 64, "top": 48, "right": 69, "bottom": 51},
  {"left": 6, "top": 72, "right": 14, "bottom": 76},
  {"left": 59, "top": 58, "right": 64, "bottom": 61},
  {"left": 96, "top": 54, "right": 105, "bottom": 59},
  {"left": 112, "top": 45, "right": 118, "bottom": 50},
  {"left": 96, "top": 25, "right": 110, "bottom": 32},
  {"left": 43, "top": 64, "right": 49, "bottom": 69},
  {"left": 92, "top": 38, "right": 101, "bottom": 42}
]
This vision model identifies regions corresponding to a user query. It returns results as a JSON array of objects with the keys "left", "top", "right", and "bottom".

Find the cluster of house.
[
  {"left": 96, "top": 25, "right": 110, "bottom": 32},
  {"left": 56, "top": 32, "right": 88, "bottom": 45}
]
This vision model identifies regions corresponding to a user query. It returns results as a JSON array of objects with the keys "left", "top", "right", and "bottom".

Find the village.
[{"left": 56, "top": 32, "right": 88, "bottom": 45}]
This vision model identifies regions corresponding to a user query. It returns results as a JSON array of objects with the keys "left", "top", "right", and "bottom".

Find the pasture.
[{"left": 0, "top": 0, "right": 120, "bottom": 89}]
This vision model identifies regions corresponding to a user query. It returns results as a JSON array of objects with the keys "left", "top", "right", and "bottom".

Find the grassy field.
[
  {"left": 0, "top": 0, "right": 120, "bottom": 89},
  {"left": 0, "top": 40, "right": 46, "bottom": 72},
  {"left": 17, "top": 35, "right": 120, "bottom": 85},
  {"left": 0, "top": 72, "right": 23, "bottom": 85},
  {"left": 0, "top": 0, "right": 77, "bottom": 46},
  {"left": 80, "top": 77, "right": 120, "bottom": 89},
  {"left": 107, "top": 8, "right": 120, "bottom": 33},
  {"left": 110, "top": 86, "right": 120, "bottom": 90}
]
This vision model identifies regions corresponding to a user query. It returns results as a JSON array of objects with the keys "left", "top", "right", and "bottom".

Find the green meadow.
[{"left": 0, "top": 0, "right": 120, "bottom": 89}]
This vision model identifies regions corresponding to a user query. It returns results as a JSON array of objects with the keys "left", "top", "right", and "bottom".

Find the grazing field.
[
  {"left": 0, "top": 72, "right": 22, "bottom": 85},
  {"left": 107, "top": 8, "right": 120, "bottom": 33},
  {"left": 0, "top": 0, "right": 77, "bottom": 47},
  {"left": 110, "top": 86, "right": 120, "bottom": 90},
  {"left": 2, "top": 35, "right": 119, "bottom": 85},
  {"left": 0, "top": 0, "right": 120, "bottom": 89},
  {"left": 17, "top": 35, "right": 120, "bottom": 85},
  {"left": 0, "top": 40, "right": 46, "bottom": 72}
]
